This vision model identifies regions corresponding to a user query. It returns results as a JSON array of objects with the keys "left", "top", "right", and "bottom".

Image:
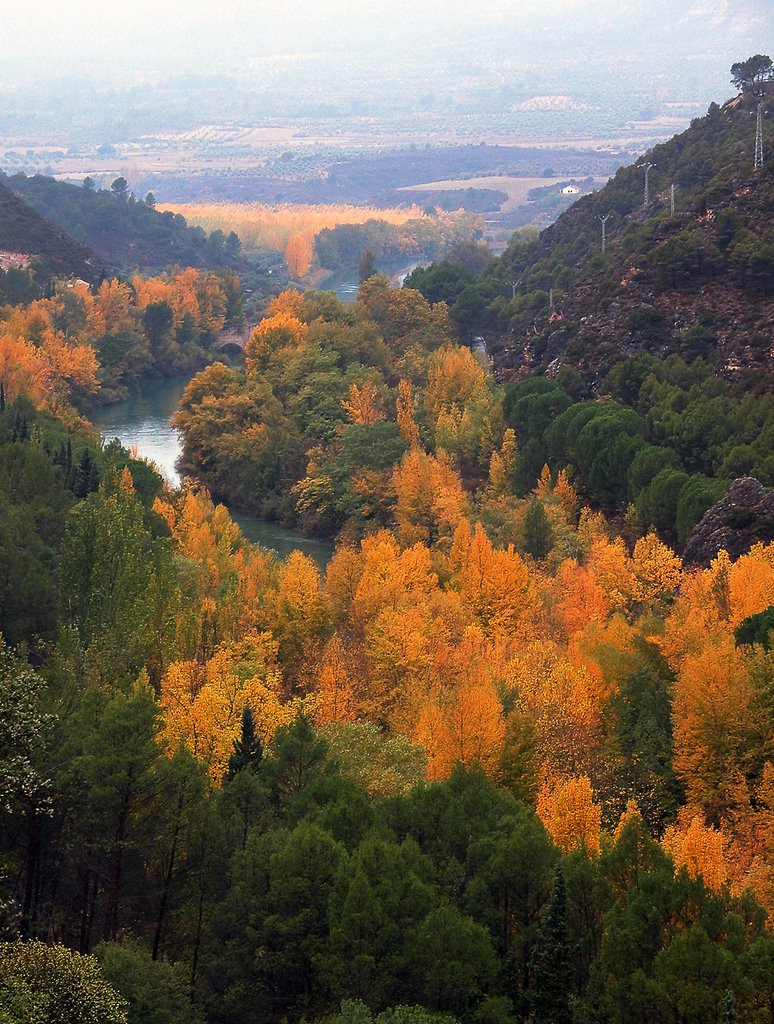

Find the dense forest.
[{"left": 1, "top": 77, "right": 774, "bottom": 1024}]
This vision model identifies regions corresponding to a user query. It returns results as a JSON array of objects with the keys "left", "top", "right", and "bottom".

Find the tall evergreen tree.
[
  {"left": 529, "top": 864, "right": 572, "bottom": 1024},
  {"left": 226, "top": 704, "right": 263, "bottom": 780},
  {"left": 522, "top": 499, "right": 553, "bottom": 560}
]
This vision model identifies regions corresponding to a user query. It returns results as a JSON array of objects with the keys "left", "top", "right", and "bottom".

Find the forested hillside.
[
  {"left": 400, "top": 89, "right": 774, "bottom": 547},
  {"left": 409, "top": 91, "right": 774, "bottom": 385},
  {"left": 2, "top": 173, "right": 245, "bottom": 278}
]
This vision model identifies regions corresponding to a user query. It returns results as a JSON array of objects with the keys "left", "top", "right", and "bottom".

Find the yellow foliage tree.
[
  {"left": 396, "top": 378, "right": 420, "bottom": 447},
  {"left": 424, "top": 345, "right": 489, "bottom": 428},
  {"left": 536, "top": 774, "right": 602, "bottom": 855},
  {"left": 264, "top": 550, "right": 331, "bottom": 693},
  {"left": 672, "top": 636, "right": 756, "bottom": 822},
  {"left": 392, "top": 449, "right": 467, "bottom": 547},
  {"left": 662, "top": 810, "right": 728, "bottom": 891},
  {"left": 553, "top": 559, "right": 610, "bottom": 637},
  {"left": 267, "top": 289, "right": 312, "bottom": 320},
  {"left": 245, "top": 312, "right": 308, "bottom": 372},
  {"left": 315, "top": 636, "right": 357, "bottom": 724},
  {"left": 631, "top": 532, "right": 682, "bottom": 606},
  {"left": 284, "top": 231, "right": 315, "bottom": 276},
  {"left": 457, "top": 521, "right": 532, "bottom": 639},
  {"left": 160, "top": 633, "right": 297, "bottom": 781}
]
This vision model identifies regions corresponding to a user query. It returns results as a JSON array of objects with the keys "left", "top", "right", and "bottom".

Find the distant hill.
[
  {"left": 1, "top": 173, "right": 244, "bottom": 278},
  {"left": 0, "top": 180, "right": 94, "bottom": 279},
  {"left": 480, "top": 91, "right": 774, "bottom": 387}
]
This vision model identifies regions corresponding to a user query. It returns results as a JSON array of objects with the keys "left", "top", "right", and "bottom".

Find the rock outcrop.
[{"left": 682, "top": 477, "right": 774, "bottom": 568}]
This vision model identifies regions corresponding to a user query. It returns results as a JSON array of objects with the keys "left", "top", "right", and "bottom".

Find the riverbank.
[{"left": 91, "top": 375, "right": 334, "bottom": 569}]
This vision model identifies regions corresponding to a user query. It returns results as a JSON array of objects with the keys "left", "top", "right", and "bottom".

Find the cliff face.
[{"left": 683, "top": 477, "right": 774, "bottom": 568}]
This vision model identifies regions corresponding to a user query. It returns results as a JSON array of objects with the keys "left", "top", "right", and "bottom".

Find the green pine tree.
[
  {"left": 226, "top": 704, "right": 263, "bottom": 780},
  {"left": 522, "top": 499, "right": 553, "bottom": 560},
  {"left": 529, "top": 865, "right": 572, "bottom": 1024}
]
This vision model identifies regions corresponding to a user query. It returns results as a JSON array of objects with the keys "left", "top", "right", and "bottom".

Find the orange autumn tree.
[
  {"left": 245, "top": 312, "right": 309, "bottom": 373},
  {"left": 671, "top": 636, "right": 759, "bottom": 824},
  {"left": 325, "top": 545, "right": 365, "bottom": 626},
  {"left": 94, "top": 278, "right": 133, "bottom": 332},
  {"left": 266, "top": 289, "right": 312, "bottom": 320},
  {"left": 341, "top": 381, "right": 385, "bottom": 426},
  {"left": 0, "top": 329, "right": 97, "bottom": 413},
  {"left": 415, "top": 679, "right": 505, "bottom": 780},
  {"left": 364, "top": 601, "right": 441, "bottom": 730},
  {"left": 452, "top": 520, "right": 532, "bottom": 640},
  {"left": 396, "top": 379, "right": 420, "bottom": 448},
  {"left": 537, "top": 774, "right": 602, "bottom": 856},
  {"left": 585, "top": 535, "right": 638, "bottom": 614},
  {"left": 351, "top": 532, "right": 438, "bottom": 627},
  {"left": 508, "top": 655, "right": 603, "bottom": 779},
  {"left": 392, "top": 448, "right": 467, "bottom": 547},
  {"left": 553, "top": 559, "right": 610, "bottom": 637},
  {"left": 284, "top": 231, "right": 315, "bottom": 277},
  {"left": 132, "top": 268, "right": 227, "bottom": 334},
  {"left": 658, "top": 544, "right": 774, "bottom": 671},
  {"left": 314, "top": 635, "right": 357, "bottom": 725}
]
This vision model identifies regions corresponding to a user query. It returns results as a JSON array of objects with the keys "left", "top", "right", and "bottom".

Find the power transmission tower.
[
  {"left": 670, "top": 181, "right": 676, "bottom": 216},
  {"left": 642, "top": 162, "right": 656, "bottom": 206},
  {"left": 755, "top": 102, "right": 764, "bottom": 170},
  {"left": 597, "top": 214, "right": 611, "bottom": 254}
]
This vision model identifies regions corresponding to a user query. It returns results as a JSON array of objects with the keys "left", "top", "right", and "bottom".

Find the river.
[
  {"left": 90, "top": 377, "right": 335, "bottom": 569},
  {"left": 325, "top": 260, "right": 421, "bottom": 302}
]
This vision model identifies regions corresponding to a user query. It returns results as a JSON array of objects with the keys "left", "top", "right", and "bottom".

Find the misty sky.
[{"left": 2, "top": 0, "right": 771, "bottom": 85}]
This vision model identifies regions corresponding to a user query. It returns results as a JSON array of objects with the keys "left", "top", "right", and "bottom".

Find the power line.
[{"left": 597, "top": 213, "right": 611, "bottom": 254}]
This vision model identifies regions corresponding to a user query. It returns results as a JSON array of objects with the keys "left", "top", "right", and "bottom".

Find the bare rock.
[{"left": 682, "top": 477, "right": 774, "bottom": 568}]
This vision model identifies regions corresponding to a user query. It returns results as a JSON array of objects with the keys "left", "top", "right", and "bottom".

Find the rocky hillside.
[
  {"left": 484, "top": 91, "right": 774, "bottom": 388},
  {"left": 0, "top": 180, "right": 94, "bottom": 279}
]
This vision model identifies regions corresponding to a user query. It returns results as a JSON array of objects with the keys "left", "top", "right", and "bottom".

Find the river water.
[{"left": 91, "top": 377, "right": 335, "bottom": 569}]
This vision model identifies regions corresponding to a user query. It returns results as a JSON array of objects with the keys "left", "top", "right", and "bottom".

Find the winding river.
[{"left": 91, "top": 377, "right": 335, "bottom": 569}]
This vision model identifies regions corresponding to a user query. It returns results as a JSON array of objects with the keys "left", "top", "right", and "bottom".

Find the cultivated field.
[{"left": 400, "top": 175, "right": 610, "bottom": 212}]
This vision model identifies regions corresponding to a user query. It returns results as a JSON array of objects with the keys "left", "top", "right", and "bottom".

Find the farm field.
[{"left": 399, "top": 174, "right": 611, "bottom": 211}]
